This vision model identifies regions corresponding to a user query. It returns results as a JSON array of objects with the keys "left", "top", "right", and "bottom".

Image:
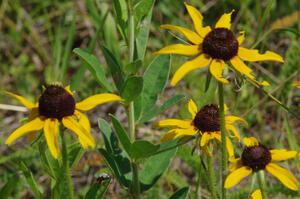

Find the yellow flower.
[
  {"left": 225, "top": 137, "right": 299, "bottom": 191},
  {"left": 157, "top": 99, "right": 247, "bottom": 154},
  {"left": 5, "top": 84, "right": 122, "bottom": 159},
  {"left": 250, "top": 189, "right": 262, "bottom": 199},
  {"left": 156, "top": 3, "right": 283, "bottom": 86},
  {"left": 292, "top": 81, "right": 300, "bottom": 88}
]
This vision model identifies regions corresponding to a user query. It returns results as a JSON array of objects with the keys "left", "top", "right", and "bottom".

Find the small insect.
[{"left": 96, "top": 173, "right": 111, "bottom": 184}]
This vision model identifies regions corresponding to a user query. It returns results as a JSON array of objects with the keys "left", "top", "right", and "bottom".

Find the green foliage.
[{"left": 169, "top": 187, "right": 189, "bottom": 199}]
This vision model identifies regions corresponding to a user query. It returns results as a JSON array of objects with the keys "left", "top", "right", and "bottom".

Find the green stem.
[
  {"left": 218, "top": 82, "right": 227, "bottom": 199},
  {"left": 127, "top": 0, "right": 140, "bottom": 198},
  {"left": 61, "top": 132, "right": 74, "bottom": 199},
  {"left": 208, "top": 155, "right": 216, "bottom": 199},
  {"left": 195, "top": 151, "right": 202, "bottom": 199},
  {"left": 257, "top": 171, "right": 267, "bottom": 199}
]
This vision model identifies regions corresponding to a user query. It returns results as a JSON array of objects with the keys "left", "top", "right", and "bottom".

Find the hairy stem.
[
  {"left": 208, "top": 155, "right": 217, "bottom": 199},
  {"left": 257, "top": 171, "right": 267, "bottom": 199}
]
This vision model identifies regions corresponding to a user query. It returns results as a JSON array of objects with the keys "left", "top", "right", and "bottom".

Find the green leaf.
[
  {"left": 139, "top": 146, "right": 177, "bottom": 191},
  {"left": 73, "top": 48, "right": 113, "bottom": 92},
  {"left": 121, "top": 76, "right": 144, "bottom": 102},
  {"left": 102, "top": 46, "right": 125, "bottom": 92},
  {"left": 0, "top": 175, "right": 18, "bottom": 199},
  {"left": 110, "top": 115, "right": 131, "bottom": 155},
  {"left": 169, "top": 187, "right": 190, "bottom": 199},
  {"left": 135, "top": 2, "right": 153, "bottom": 59},
  {"left": 85, "top": 177, "right": 111, "bottom": 199},
  {"left": 98, "top": 118, "right": 122, "bottom": 154},
  {"left": 68, "top": 142, "right": 84, "bottom": 169},
  {"left": 112, "top": 0, "right": 127, "bottom": 38},
  {"left": 141, "top": 55, "right": 170, "bottom": 118},
  {"left": 125, "top": 59, "right": 143, "bottom": 75},
  {"left": 134, "top": 0, "right": 154, "bottom": 26},
  {"left": 129, "top": 140, "right": 159, "bottom": 159},
  {"left": 139, "top": 94, "right": 185, "bottom": 123},
  {"left": 19, "top": 161, "right": 43, "bottom": 199},
  {"left": 98, "top": 149, "right": 131, "bottom": 188}
]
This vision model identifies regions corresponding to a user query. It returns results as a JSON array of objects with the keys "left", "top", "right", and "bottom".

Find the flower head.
[
  {"left": 156, "top": 3, "right": 283, "bottom": 86},
  {"left": 225, "top": 137, "right": 299, "bottom": 191},
  {"left": 5, "top": 84, "right": 122, "bottom": 159},
  {"left": 157, "top": 99, "right": 247, "bottom": 154}
]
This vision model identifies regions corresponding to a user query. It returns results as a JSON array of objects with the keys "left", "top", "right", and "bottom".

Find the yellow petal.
[
  {"left": 211, "top": 133, "right": 235, "bottom": 156},
  {"left": 161, "top": 130, "right": 177, "bottom": 142},
  {"left": 237, "top": 31, "right": 245, "bottom": 45},
  {"left": 251, "top": 189, "right": 262, "bottom": 199},
  {"left": 209, "top": 59, "right": 229, "bottom": 84},
  {"left": 224, "top": 166, "right": 252, "bottom": 189},
  {"left": 76, "top": 93, "right": 122, "bottom": 111},
  {"left": 184, "top": 3, "right": 211, "bottom": 37},
  {"left": 238, "top": 47, "right": 284, "bottom": 63},
  {"left": 62, "top": 116, "right": 95, "bottom": 148},
  {"left": 229, "top": 158, "right": 242, "bottom": 172},
  {"left": 64, "top": 85, "right": 74, "bottom": 95},
  {"left": 270, "top": 149, "right": 299, "bottom": 161},
  {"left": 157, "top": 119, "right": 192, "bottom": 129},
  {"left": 155, "top": 44, "right": 200, "bottom": 56},
  {"left": 173, "top": 128, "right": 198, "bottom": 138},
  {"left": 266, "top": 163, "right": 299, "bottom": 191},
  {"left": 292, "top": 81, "right": 300, "bottom": 88},
  {"left": 225, "top": 115, "right": 248, "bottom": 126},
  {"left": 5, "top": 117, "right": 44, "bottom": 145},
  {"left": 74, "top": 111, "right": 94, "bottom": 148},
  {"left": 200, "top": 132, "right": 212, "bottom": 147},
  {"left": 5, "top": 91, "right": 36, "bottom": 109},
  {"left": 243, "top": 137, "right": 259, "bottom": 147},
  {"left": 215, "top": 10, "right": 234, "bottom": 29},
  {"left": 171, "top": 54, "right": 211, "bottom": 86},
  {"left": 161, "top": 24, "right": 203, "bottom": 44},
  {"left": 44, "top": 119, "right": 60, "bottom": 159},
  {"left": 230, "top": 56, "right": 255, "bottom": 80},
  {"left": 188, "top": 99, "right": 198, "bottom": 118},
  {"left": 225, "top": 124, "right": 241, "bottom": 141}
]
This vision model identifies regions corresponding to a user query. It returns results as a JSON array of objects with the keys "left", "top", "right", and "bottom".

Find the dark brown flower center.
[
  {"left": 241, "top": 144, "right": 271, "bottom": 172},
  {"left": 193, "top": 104, "right": 220, "bottom": 132},
  {"left": 38, "top": 85, "right": 75, "bottom": 120},
  {"left": 202, "top": 28, "right": 238, "bottom": 61}
]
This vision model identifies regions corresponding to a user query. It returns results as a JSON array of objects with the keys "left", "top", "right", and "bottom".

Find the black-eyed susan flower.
[
  {"left": 156, "top": 3, "right": 283, "bottom": 86},
  {"left": 225, "top": 137, "right": 299, "bottom": 191},
  {"left": 292, "top": 81, "right": 300, "bottom": 88},
  {"left": 157, "top": 99, "right": 247, "bottom": 154},
  {"left": 5, "top": 84, "right": 122, "bottom": 159}
]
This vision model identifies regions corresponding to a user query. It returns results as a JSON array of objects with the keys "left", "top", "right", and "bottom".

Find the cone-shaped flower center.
[
  {"left": 202, "top": 28, "right": 238, "bottom": 61},
  {"left": 193, "top": 104, "right": 220, "bottom": 132},
  {"left": 38, "top": 85, "right": 75, "bottom": 119},
  {"left": 241, "top": 144, "right": 271, "bottom": 172}
]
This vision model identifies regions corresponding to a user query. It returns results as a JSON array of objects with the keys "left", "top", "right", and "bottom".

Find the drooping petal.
[
  {"left": 251, "top": 189, "right": 262, "bottom": 199},
  {"left": 230, "top": 56, "right": 255, "bottom": 80},
  {"left": 188, "top": 99, "right": 198, "bottom": 118},
  {"left": 171, "top": 54, "right": 211, "bottom": 86},
  {"left": 64, "top": 85, "right": 74, "bottom": 95},
  {"left": 225, "top": 124, "right": 241, "bottom": 141},
  {"left": 5, "top": 117, "right": 44, "bottom": 145},
  {"left": 229, "top": 158, "right": 242, "bottom": 171},
  {"left": 225, "top": 115, "right": 248, "bottom": 126},
  {"left": 155, "top": 44, "right": 200, "bottom": 56},
  {"left": 184, "top": 3, "right": 211, "bottom": 38},
  {"left": 173, "top": 128, "right": 198, "bottom": 138},
  {"left": 161, "top": 130, "right": 177, "bottom": 142},
  {"left": 212, "top": 133, "right": 235, "bottom": 156},
  {"left": 161, "top": 24, "right": 203, "bottom": 44},
  {"left": 62, "top": 116, "right": 95, "bottom": 148},
  {"left": 200, "top": 132, "right": 212, "bottom": 147},
  {"left": 243, "top": 137, "right": 259, "bottom": 147},
  {"left": 157, "top": 119, "right": 193, "bottom": 129},
  {"left": 224, "top": 166, "right": 252, "bottom": 188},
  {"left": 209, "top": 59, "right": 229, "bottom": 84},
  {"left": 237, "top": 31, "right": 245, "bottom": 45},
  {"left": 76, "top": 93, "right": 122, "bottom": 111},
  {"left": 266, "top": 163, "right": 299, "bottom": 191},
  {"left": 74, "top": 111, "right": 94, "bottom": 148},
  {"left": 215, "top": 10, "right": 234, "bottom": 29},
  {"left": 44, "top": 119, "right": 60, "bottom": 159},
  {"left": 270, "top": 149, "right": 299, "bottom": 161},
  {"left": 5, "top": 91, "right": 36, "bottom": 109},
  {"left": 238, "top": 47, "right": 284, "bottom": 63}
]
